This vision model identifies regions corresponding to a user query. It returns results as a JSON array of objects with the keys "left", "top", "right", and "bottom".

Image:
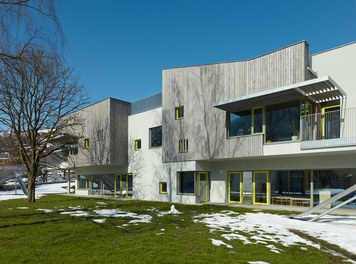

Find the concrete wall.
[
  {"left": 162, "top": 41, "right": 309, "bottom": 163},
  {"left": 312, "top": 42, "right": 356, "bottom": 109},
  {"left": 128, "top": 107, "right": 197, "bottom": 203}
]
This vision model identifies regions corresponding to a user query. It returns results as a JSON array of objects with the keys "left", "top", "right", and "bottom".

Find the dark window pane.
[
  {"left": 179, "top": 172, "right": 195, "bottom": 193},
  {"left": 150, "top": 126, "right": 162, "bottom": 147},
  {"left": 266, "top": 101, "right": 300, "bottom": 142},
  {"left": 229, "top": 110, "right": 252, "bottom": 137}
]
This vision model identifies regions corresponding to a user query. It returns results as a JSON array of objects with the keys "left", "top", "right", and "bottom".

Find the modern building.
[{"left": 63, "top": 41, "right": 356, "bottom": 208}]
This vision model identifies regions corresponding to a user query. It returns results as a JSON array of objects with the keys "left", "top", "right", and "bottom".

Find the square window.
[
  {"left": 150, "top": 126, "right": 162, "bottom": 148},
  {"left": 178, "top": 171, "right": 195, "bottom": 194},
  {"left": 135, "top": 139, "right": 141, "bottom": 150},
  {"left": 175, "top": 106, "right": 184, "bottom": 120},
  {"left": 159, "top": 182, "right": 167, "bottom": 194},
  {"left": 84, "top": 138, "right": 89, "bottom": 149}
]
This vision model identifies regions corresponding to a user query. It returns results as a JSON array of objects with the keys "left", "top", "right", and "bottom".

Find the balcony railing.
[{"left": 300, "top": 107, "right": 356, "bottom": 149}]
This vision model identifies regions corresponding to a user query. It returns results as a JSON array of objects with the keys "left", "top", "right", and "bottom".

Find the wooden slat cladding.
[
  {"left": 162, "top": 42, "right": 309, "bottom": 162},
  {"left": 73, "top": 98, "right": 130, "bottom": 167}
]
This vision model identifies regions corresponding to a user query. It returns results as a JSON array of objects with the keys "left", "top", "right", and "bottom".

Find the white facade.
[{"left": 71, "top": 41, "right": 356, "bottom": 208}]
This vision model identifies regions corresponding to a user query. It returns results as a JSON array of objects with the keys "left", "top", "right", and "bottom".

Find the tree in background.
[{"left": 0, "top": 47, "right": 88, "bottom": 202}]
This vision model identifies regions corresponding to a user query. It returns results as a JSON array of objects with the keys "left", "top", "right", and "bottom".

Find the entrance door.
[
  {"left": 322, "top": 105, "right": 340, "bottom": 139},
  {"left": 228, "top": 172, "right": 242, "bottom": 203},
  {"left": 197, "top": 172, "right": 209, "bottom": 203},
  {"left": 253, "top": 171, "right": 269, "bottom": 205},
  {"left": 126, "top": 173, "right": 133, "bottom": 198}
]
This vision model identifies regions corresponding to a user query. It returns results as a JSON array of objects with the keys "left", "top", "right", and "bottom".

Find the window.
[
  {"left": 178, "top": 139, "right": 188, "bottom": 153},
  {"left": 64, "top": 143, "right": 78, "bottom": 156},
  {"left": 228, "top": 107, "right": 264, "bottom": 137},
  {"left": 159, "top": 182, "right": 167, "bottom": 194},
  {"left": 135, "top": 139, "right": 141, "bottom": 150},
  {"left": 84, "top": 138, "right": 89, "bottom": 149},
  {"left": 77, "top": 175, "right": 88, "bottom": 190},
  {"left": 175, "top": 106, "right": 184, "bottom": 120},
  {"left": 97, "top": 129, "right": 103, "bottom": 141},
  {"left": 178, "top": 172, "right": 195, "bottom": 194},
  {"left": 150, "top": 126, "right": 162, "bottom": 148},
  {"left": 266, "top": 101, "right": 300, "bottom": 142}
]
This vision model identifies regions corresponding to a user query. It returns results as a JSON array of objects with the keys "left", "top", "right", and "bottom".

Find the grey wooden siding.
[
  {"left": 73, "top": 98, "right": 130, "bottom": 167},
  {"left": 162, "top": 42, "right": 309, "bottom": 162}
]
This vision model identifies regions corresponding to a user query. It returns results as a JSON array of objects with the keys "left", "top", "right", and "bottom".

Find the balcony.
[{"left": 300, "top": 107, "right": 356, "bottom": 149}]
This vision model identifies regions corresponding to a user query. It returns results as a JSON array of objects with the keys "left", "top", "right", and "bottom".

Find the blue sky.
[{"left": 57, "top": 0, "right": 356, "bottom": 103}]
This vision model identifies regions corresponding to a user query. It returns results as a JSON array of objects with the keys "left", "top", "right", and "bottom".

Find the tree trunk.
[
  {"left": 27, "top": 162, "right": 38, "bottom": 202},
  {"left": 27, "top": 173, "right": 36, "bottom": 202}
]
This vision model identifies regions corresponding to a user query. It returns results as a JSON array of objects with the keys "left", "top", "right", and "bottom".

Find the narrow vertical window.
[
  {"left": 175, "top": 106, "right": 184, "bottom": 120},
  {"left": 159, "top": 182, "right": 167, "bottom": 194},
  {"left": 178, "top": 139, "right": 188, "bottom": 153},
  {"left": 135, "top": 139, "right": 141, "bottom": 150},
  {"left": 84, "top": 138, "right": 89, "bottom": 149}
]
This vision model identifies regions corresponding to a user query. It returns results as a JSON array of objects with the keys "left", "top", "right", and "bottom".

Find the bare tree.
[
  {"left": 0, "top": 47, "right": 88, "bottom": 202},
  {"left": 0, "top": 0, "right": 62, "bottom": 60}
]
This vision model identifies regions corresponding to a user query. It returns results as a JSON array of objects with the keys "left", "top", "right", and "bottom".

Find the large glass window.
[
  {"left": 229, "top": 110, "right": 252, "bottom": 137},
  {"left": 178, "top": 171, "right": 195, "bottom": 194},
  {"left": 150, "top": 126, "right": 162, "bottom": 148},
  {"left": 78, "top": 175, "right": 87, "bottom": 189},
  {"left": 266, "top": 101, "right": 300, "bottom": 142}
]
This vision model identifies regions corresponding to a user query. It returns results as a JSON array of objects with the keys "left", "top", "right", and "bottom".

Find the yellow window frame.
[
  {"left": 84, "top": 138, "right": 89, "bottom": 149},
  {"left": 227, "top": 171, "right": 243, "bottom": 204},
  {"left": 135, "top": 139, "right": 141, "bottom": 151},
  {"left": 252, "top": 171, "right": 270, "bottom": 205},
  {"left": 251, "top": 107, "right": 264, "bottom": 134},
  {"left": 159, "top": 182, "right": 167, "bottom": 194},
  {"left": 175, "top": 106, "right": 184, "bottom": 120}
]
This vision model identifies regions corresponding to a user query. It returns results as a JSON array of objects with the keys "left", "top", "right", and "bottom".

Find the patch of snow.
[
  {"left": 194, "top": 212, "right": 356, "bottom": 255},
  {"left": 60, "top": 210, "right": 89, "bottom": 217},
  {"left": 37, "top": 208, "right": 54, "bottom": 213},
  {"left": 210, "top": 238, "right": 233, "bottom": 249},
  {"left": 157, "top": 205, "right": 182, "bottom": 216},
  {"left": 93, "top": 218, "right": 106, "bottom": 223},
  {"left": 0, "top": 182, "right": 67, "bottom": 201},
  {"left": 16, "top": 207, "right": 29, "bottom": 209},
  {"left": 129, "top": 214, "right": 152, "bottom": 224},
  {"left": 248, "top": 262, "right": 270, "bottom": 264},
  {"left": 96, "top": 202, "right": 107, "bottom": 205}
]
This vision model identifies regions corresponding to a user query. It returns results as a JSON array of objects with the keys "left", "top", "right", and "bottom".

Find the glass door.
[
  {"left": 253, "top": 171, "right": 270, "bottom": 205},
  {"left": 197, "top": 172, "right": 209, "bottom": 203},
  {"left": 126, "top": 173, "right": 133, "bottom": 198},
  {"left": 114, "top": 174, "right": 122, "bottom": 197},
  {"left": 228, "top": 172, "right": 242, "bottom": 203},
  {"left": 322, "top": 105, "right": 340, "bottom": 139}
]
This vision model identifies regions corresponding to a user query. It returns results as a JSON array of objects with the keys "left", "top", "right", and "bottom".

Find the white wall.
[
  {"left": 128, "top": 107, "right": 197, "bottom": 203},
  {"left": 312, "top": 42, "right": 356, "bottom": 108}
]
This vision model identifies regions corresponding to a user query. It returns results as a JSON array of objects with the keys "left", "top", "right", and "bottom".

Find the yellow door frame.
[
  {"left": 126, "top": 173, "right": 133, "bottom": 198},
  {"left": 197, "top": 172, "right": 209, "bottom": 203},
  {"left": 321, "top": 104, "right": 340, "bottom": 139},
  {"left": 252, "top": 171, "right": 270, "bottom": 205},
  {"left": 227, "top": 171, "right": 243, "bottom": 203}
]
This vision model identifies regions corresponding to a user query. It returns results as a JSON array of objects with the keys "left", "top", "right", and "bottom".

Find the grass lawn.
[{"left": 0, "top": 195, "right": 351, "bottom": 264}]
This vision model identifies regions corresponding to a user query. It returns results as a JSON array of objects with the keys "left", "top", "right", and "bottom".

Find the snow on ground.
[
  {"left": 0, "top": 182, "right": 68, "bottom": 201},
  {"left": 194, "top": 211, "right": 356, "bottom": 255}
]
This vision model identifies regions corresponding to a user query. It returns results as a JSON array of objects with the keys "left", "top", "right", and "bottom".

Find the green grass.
[{"left": 0, "top": 195, "right": 350, "bottom": 264}]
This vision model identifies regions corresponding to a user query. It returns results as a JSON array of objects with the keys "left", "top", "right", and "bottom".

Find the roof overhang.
[{"left": 213, "top": 76, "right": 346, "bottom": 112}]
